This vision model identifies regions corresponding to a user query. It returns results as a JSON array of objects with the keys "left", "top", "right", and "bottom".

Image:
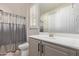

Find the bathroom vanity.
[{"left": 29, "top": 35, "right": 79, "bottom": 56}]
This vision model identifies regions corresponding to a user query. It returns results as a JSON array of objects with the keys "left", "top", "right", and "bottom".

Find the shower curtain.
[{"left": 0, "top": 11, "right": 26, "bottom": 55}]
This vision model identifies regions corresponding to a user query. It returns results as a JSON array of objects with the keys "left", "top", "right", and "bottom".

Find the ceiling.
[
  {"left": 39, "top": 3, "right": 71, "bottom": 15},
  {"left": 0, "top": 3, "right": 32, "bottom": 16},
  {"left": 0, "top": 3, "right": 32, "bottom": 7}
]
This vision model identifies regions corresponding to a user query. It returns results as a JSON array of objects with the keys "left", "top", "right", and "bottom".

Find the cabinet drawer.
[{"left": 42, "top": 41, "right": 76, "bottom": 56}]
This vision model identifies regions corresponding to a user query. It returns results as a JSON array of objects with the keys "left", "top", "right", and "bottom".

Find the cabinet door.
[
  {"left": 42, "top": 41, "right": 76, "bottom": 56},
  {"left": 29, "top": 38, "right": 40, "bottom": 56}
]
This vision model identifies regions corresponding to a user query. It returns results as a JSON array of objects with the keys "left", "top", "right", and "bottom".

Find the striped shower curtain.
[{"left": 0, "top": 11, "right": 26, "bottom": 55}]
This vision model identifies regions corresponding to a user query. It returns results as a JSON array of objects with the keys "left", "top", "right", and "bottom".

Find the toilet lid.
[{"left": 18, "top": 43, "right": 29, "bottom": 50}]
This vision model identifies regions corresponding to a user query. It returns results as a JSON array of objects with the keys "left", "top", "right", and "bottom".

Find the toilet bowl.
[{"left": 18, "top": 42, "right": 29, "bottom": 56}]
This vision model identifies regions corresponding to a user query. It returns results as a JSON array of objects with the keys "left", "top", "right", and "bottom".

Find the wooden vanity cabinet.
[
  {"left": 42, "top": 41, "right": 76, "bottom": 56},
  {"left": 29, "top": 38, "right": 77, "bottom": 56}
]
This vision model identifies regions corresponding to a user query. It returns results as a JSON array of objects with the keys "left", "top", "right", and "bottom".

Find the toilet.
[{"left": 18, "top": 42, "right": 29, "bottom": 56}]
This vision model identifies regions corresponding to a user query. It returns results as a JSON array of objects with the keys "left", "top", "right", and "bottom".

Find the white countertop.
[{"left": 29, "top": 34, "right": 79, "bottom": 50}]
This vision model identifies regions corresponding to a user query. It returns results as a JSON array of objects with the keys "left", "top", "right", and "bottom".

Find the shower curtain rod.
[{"left": 0, "top": 10, "right": 26, "bottom": 19}]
